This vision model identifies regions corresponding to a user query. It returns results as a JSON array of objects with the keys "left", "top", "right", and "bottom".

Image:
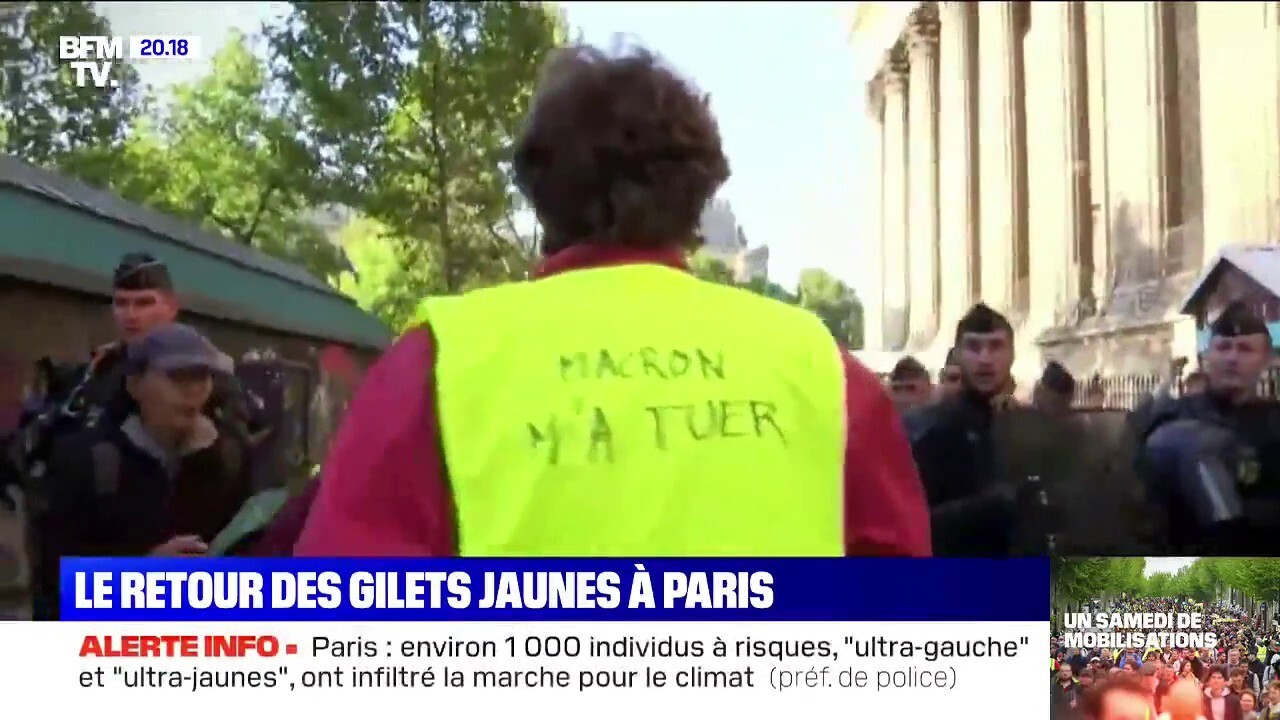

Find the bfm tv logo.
[
  {"left": 58, "top": 36, "right": 123, "bottom": 89},
  {"left": 0, "top": 36, "right": 121, "bottom": 97}
]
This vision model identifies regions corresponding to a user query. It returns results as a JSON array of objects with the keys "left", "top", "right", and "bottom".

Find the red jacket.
[{"left": 294, "top": 246, "right": 931, "bottom": 557}]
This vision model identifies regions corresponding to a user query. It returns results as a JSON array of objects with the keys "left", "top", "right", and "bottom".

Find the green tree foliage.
[
  {"left": 1145, "top": 572, "right": 1175, "bottom": 598},
  {"left": 690, "top": 250, "right": 797, "bottom": 303},
  {"left": 798, "top": 269, "right": 864, "bottom": 349},
  {"left": 740, "top": 275, "right": 799, "bottom": 305},
  {"left": 0, "top": 2, "right": 867, "bottom": 338},
  {"left": 0, "top": 1, "right": 143, "bottom": 185},
  {"left": 266, "top": 1, "right": 563, "bottom": 293},
  {"left": 689, "top": 252, "right": 863, "bottom": 347},
  {"left": 335, "top": 215, "right": 428, "bottom": 333},
  {"left": 1052, "top": 557, "right": 1145, "bottom": 604},
  {"left": 1211, "top": 558, "right": 1280, "bottom": 604},
  {"left": 111, "top": 33, "right": 346, "bottom": 280},
  {"left": 1109, "top": 558, "right": 1147, "bottom": 596},
  {"left": 689, "top": 253, "right": 735, "bottom": 285},
  {"left": 1054, "top": 557, "right": 1280, "bottom": 608}
]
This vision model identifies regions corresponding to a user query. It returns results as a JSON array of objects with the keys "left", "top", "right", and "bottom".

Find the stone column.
[
  {"left": 1142, "top": 1, "right": 1171, "bottom": 266},
  {"left": 1264, "top": 3, "right": 1280, "bottom": 243},
  {"left": 977, "top": 2, "right": 1022, "bottom": 312},
  {"left": 937, "top": 1, "right": 979, "bottom": 331},
  {"left": 1024, "top": 3, "right": 1068, "bottom": 326},
  {"left": 1095, "top": 2, "right": 1168, "bottom": 287},
  {"left": 1197, "top": 2, "right": 1273, "bottom": 257},
  {"left": 881, "top": 49, "right": 910, "bottom": 350},
  {"left": 906, "top": 7, "right": 940, "bottom": 346},
  {"left": 1061, "top": 2, "right": 1091, "bottom": 305},
  {"left": 862, "top": 76, "right": 886, "bottom": 351},
  {"left": 1084, "top": 2, "right": 1111, "bottom": 299},
  {"left": 1025, "top": 2, "right": 1090, "bottom": 326}
]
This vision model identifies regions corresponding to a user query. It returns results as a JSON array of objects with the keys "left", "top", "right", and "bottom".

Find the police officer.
[
  {"left": 8, "top": 254, "right": 266, "bottom": 611},
  {"left": 92, "top": 254, "right": 262, "bottom": 439},
  {"left": 1138, "top": 301, "right": 1280, "bottom": 554},
  {"left": 1, "top": 254, "right": 179, "bottom": 503},
  {"left": 905, "top": 303, "right": 1023, "bottom": 555},
  {"left": 888, "top": 355, "right": 933, "bottom": 413},
  {"left": 7, "top": 254, "right": 261, "bottom": 486},
  {"left": 936, "top": 347, "right": 963, "bottom": 401},
  {"left": 291, "top": 42, "right": 932, "bottom": 557},
  {"left": 1033, "top": 361, "right": 1076, "bottom": 418},
  {"left": 74, "top": 252, "right": 183, "bottom": 423}
]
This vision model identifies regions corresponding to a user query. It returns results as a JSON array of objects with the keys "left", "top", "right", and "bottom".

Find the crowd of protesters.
[{"left": 1053, "top": 597, "right": 1280, "bottom": 719}]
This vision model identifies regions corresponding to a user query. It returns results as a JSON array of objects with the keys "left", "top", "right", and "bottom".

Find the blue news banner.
[{"left": 61, "top": 557, "right": 1048, "bottom": 621}]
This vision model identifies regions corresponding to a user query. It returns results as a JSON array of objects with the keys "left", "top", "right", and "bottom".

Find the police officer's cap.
[
  {"left": 954, "top": 303, "right": 1013, "bottom": 344},
  {"left": 113, "top": 252, "right": 172, "bottom": 291},
  {"left": 1040, "top": 361, "right": 1076, "bottom": 396},
  {"left": 1209, "top": 300, "right": 1270, "bottom": 341},
  {"left": 890, "top": 355, "right": 928, "bottom": 382}
]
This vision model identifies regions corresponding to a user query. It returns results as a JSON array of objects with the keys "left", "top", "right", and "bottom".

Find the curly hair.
[{"left": 512, "top": 40, "right": 730, "bottom": 254}]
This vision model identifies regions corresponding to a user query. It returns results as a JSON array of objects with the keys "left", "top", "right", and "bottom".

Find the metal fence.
[
  {"left": 1072, "top": 367, "right": 1280, "bottom": 411},
  {"left": 1072, "top": 373, "right": 1164, "bottom": 411}
]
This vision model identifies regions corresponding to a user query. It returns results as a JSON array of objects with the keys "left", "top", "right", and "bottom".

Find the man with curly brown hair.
[{"left": 295, "top": 42, "right": 930, "bottom": 558}]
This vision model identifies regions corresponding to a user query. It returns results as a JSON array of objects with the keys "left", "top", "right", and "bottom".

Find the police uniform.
[
  {"left": 73, "top": 342, "right": 129, "bottom": 425},
  {"left": 907, "top": 304, "right": 1028, "bottom": 556},
  {"left": 1137, "top": 303, "right": 1280, "bottom": 554},
  {"left": 906, "top": 390, "right": 1013, "bottom": 555},
  {"left": 12, "top": 250, "right": 264, "bottom": 505}
]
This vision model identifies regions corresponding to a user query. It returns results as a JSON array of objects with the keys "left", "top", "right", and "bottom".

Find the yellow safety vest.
[{"left": 420, "top": 263, "right": 847, "bottom": 556}]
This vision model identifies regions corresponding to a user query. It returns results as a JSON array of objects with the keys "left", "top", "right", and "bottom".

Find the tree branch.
[{"left": 241, "top": 179, "right": 280, "bottom": 245}]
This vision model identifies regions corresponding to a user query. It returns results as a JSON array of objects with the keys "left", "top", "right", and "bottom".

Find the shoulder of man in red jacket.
[
  {"left": 839, "top": 350, "right": 932, "bottom": 557},
  {"left": 296, "top": 248, "right": 930, "bottom": 557},
  {"left": 294, "top": 327, "right": 455, "bottom": 557}
]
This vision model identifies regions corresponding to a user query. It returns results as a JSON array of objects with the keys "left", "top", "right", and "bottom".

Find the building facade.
[
  {"left": 700, "top": 199, "right": 741, "bottom": 255},
  {"left": 855, "top": 1, "right": 1280, "bottom": 379},
  {"left": 736, "top": 245, "right": 770, "bottom": 282},
  {"left": 699, "top": 199, "right": 770, "bottom": 282}
]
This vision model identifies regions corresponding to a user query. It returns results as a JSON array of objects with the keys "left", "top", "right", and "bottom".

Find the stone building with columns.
[{"left": 853, "top": 1, "right": 1280, "bottom": 382}]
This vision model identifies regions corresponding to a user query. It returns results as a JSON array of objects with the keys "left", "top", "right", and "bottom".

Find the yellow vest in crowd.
[{"left": 419, "top": 263, "right": 847, "bottom": 556}]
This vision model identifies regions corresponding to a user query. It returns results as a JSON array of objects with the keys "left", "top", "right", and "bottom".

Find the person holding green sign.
[{"left": 32, "top": 324, "right": 255, "bottom": 618}]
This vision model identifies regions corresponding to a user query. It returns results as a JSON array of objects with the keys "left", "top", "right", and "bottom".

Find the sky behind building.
[{"left": 97, "top": 1, "right": 869, "bottom": 292}]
